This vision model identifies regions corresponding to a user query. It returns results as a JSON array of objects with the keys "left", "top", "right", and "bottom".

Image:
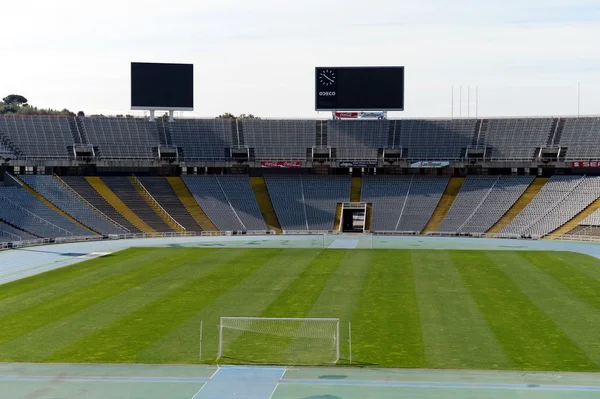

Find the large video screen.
[
  {"left": 131, "top": 62, "right": 194, "bottom": 110},
  {"left": 315, "top": 66, "right": 404, "bottom": 111}
]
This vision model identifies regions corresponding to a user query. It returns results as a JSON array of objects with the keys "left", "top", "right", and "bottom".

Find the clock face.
[{"left": 319, "top": 69, "right": 336, "bottom": 87}]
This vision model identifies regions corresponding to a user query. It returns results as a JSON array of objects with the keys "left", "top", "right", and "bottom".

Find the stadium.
[{"left": 1, "top": 45, "right": 600, "bottom": 399}]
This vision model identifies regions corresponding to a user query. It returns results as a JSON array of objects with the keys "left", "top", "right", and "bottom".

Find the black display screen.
[
  {"left": 131, "top": 62, "right": 193, "bottom": 109},
  {"left": 315, "top": 67, "right": 404, "bottom": 111}
]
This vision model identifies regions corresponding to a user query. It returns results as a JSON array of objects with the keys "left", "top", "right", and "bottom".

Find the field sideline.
[{"left": 0, "top": 247, "right": 599, "bottom": 371}]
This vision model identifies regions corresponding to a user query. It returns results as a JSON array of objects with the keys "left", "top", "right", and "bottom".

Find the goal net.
[{"left": 217, "top": 317, "right": 340, "bottom": 365}]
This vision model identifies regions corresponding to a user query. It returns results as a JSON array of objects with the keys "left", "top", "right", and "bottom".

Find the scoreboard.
[
  {"left": 315, "top": 66, "right": 404, "bottom": 111},
  {"left": 131, "top": 62, "right": 194, "bottom": 110}
]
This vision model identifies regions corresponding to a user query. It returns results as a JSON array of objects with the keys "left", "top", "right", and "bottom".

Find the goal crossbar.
[{"left": 218, "top": 317, "right": 340, "bottom": 365}]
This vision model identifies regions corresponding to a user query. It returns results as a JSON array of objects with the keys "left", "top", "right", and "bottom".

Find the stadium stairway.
[
  {"left": 15, "top": 175, "right": 97, "bottom": 235},
  {"left": 333, "top": 203, "right": 343, "bottom": 231},
  {"left": 130, "top": 176, "right": 185, "bottom": 232},
  {"left": 250, "top": 177, "right": 282, "bottom": 233},
  {"left": 549, "top": 195, "right": 600, "bottom": 238},
  {"left": 422, "top": 177, "right": 464, "bottom": 233},
  {"left": 85, "top": 177, "right": 155, "bottom": 233},
  {"left": 487, "top": 177, "right": 548, "bottom": 234},
  {"left": 166, "top": 177, "right": 217, "bottom": 231},
  {"left": 350, "top": 176, "right": 362, "bottom": 202}
]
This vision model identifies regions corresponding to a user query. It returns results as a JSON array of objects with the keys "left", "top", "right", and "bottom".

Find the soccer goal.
[{"left": 217, "top": 317, "right": 340, "bottom": 365}]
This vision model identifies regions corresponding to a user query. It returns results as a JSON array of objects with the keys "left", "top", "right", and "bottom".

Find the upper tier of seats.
[
  {"left": 392, "top": 120, "right": 477, "bottom": 159},
  {"left": 81, "top": 118, "right": 161, "bottom": 159},
  {"left": 170, "top": 120, "right": 233, "bottom": 160},
  {"left": 484, "top": 118, "right": 554, "bottom": 159},
  {"left": 559, "top": 117, "right": 600, "bottom": 160},
  {"left": 329, "top": 120, "right": 389, "bottom": 160},
  {"left": 3, "top": 115, "right": 600, "bottom": 161},
  {"left": 243, "top": 120, "right": 315, "bottom": 160},
  {"left": 0, "top": 115, "right": 74, "bottom": 158}
]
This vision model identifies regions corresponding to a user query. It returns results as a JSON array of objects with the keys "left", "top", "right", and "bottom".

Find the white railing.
[
  {"left": 130, "top": 175, "right": 186, "bottom": 232},
  {"left": 283, "top": 230, "right": 331, "bottom": 235},
  {"left": 53, "top": 174, "right": 130, "bottom": 233}
]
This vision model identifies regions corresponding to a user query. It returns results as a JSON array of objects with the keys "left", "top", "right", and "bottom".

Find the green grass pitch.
[{"left": 1, "top": 247, "right": 599, "bottom": 371}]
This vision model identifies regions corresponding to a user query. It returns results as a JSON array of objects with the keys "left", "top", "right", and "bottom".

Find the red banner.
[
  {"left": 260, "top": 161, "right": 301, "bottom": 168},
  {"left": 572, "top": 161, "right": 600, "bottom": 168},
  {"left": 334, "top": 112, "right": 359, "bottom": 119}
]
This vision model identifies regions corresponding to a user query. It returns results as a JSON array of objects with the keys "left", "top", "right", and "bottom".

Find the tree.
[
  {"left": 238, "top": 113, "right": 257, "bottom": 119},
  {"left": 3, "top": 94, "right": 28, "bottom": 106},
  {"left": 218, "top": 112, "right": 236, "bottom": 119},
  {"left": 77, "top": 111, "right": 85, "bottom": 117}
]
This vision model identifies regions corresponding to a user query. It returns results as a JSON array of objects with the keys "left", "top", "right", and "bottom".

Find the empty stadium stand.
[
  {"left": 20, "top": 175, "right": 127, "bottom": 235},
  {"left": 361, "top": 176, "right": 449, "bottom": 233},
  {"left": 0, "top": 220, "right": 37, "bottom": 241},
  {"left": 101, "top": 177, "right": 173, "bottom": 232},
  {"left": 0, "top": 186, "right": 92, "bottom": 237},
  {"left": 183, "top": 175, "right": 268, "bottom": 231},
  {"left": 170, "top": 120, "right": 233, "bottom": 160},
  {"left": 483, "top": 118, "right": 554, "bottom": 159},
  {"left": 0, "top": 115, "right": 74, "bottom": 158},
  {"left": 498, "top": 175, "right": 600, "bottom": 238},
  {"left": 81, "top": 117, "right": 160, "bottom": 159},
  {"left": 61, "top": 176, "right": 140, "bottom": 233},
  {"left": 242, "top": 120, "right": 315, "bottom": 160},
  {"left": 137, "top": 177, "right": 203, "bottom": 232},
  {"left": 392, "top": 120, "right": 476, "bottom": 159},
  {"left": 559, "top": 117, "right": 600, "bottom": 159},
  {"left": 328, "top": 120, "right": 389, "bottom": 159},
  {"left": 265, "top": 175, "right": 350, "bottom": 231},
  {"left": 436, "top": 176, "right": 534, "bottom": 234}
]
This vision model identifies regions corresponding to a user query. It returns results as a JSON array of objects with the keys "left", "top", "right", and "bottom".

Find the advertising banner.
[
  {"left": 572, "top": 161, "right": 600, "bottom": 168},
  {"left": 410, "top": 161, "right": 450, "bottom": 168},
  {"left": 339, "top": 161, "right": 378, "bottom": 168},
  {"left": 260, "top": 161, "right": 301, "bottom": 168},
  {"left": 334, "top": 112, "right": 359, "bottom": 118},
  {"left": 359, "top": 112, "right": 386, "bottom": 119}
]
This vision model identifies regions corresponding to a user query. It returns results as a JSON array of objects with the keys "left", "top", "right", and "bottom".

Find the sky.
[{"left": 1, "top": 0, "right": 600, "bottom": 118}]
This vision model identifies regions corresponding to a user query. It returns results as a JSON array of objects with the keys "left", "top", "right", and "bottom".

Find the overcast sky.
[{"left": 2, "top": 0, "right": 600, "bottom": 118}]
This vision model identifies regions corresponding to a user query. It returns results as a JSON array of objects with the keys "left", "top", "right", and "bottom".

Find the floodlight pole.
[
  {"left": 451, "top": 86, "right": 454, "bottom": 119},
  {"left": 169, "top": 110, "right": 175, "bottom": 122},
  {"left": 149, "top": 110, "right": 155, "bottom": 122}
]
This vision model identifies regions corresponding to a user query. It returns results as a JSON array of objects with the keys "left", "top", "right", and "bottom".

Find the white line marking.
[
  {"left": 280, "top": 367, "right": 289, "bottom": 381},
  {"left": 267, "top": 382, "right": 280, "bottom": 399},
  {"left": 190, "top": 382, "right": 207, "bottom": 399},
  {"left": 209, "top": 366, "right": 219, "bottom": 379}
]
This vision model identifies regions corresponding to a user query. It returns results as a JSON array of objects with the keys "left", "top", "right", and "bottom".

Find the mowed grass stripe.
[
  {"left": 453, "top": 251, "right": 596, "bottom": 371},
  {"left": 222, "top": 250, "right": 346, "bottom": 364},
  {"left": 260, "top": 250, "right": 346, "bottom": 317},
  {"left": 351, "top": 250, "right": 424, "bottom": 368},
  {"left": 0, "top": 247, "right": 152, "bottom": 302},
  {"left": 0, "top": 248, "right": 192, "bottom": 345},
  {"left": 412, "top": 250, "right": 510, "bottom": 370},
  {"left": 0, "top": 248, "right": 222, "bottom": 362},
  {"left": 0, "top": 248, "right": 162, "bottom": 319},
  {"left": 137, "top": 249, "right": 323, "bottom": 364},
  {"left": 46, "top": 249, "right": 283, "bottom": 363},
  {"left": 487, "top": 251, "right": 600, "bottom": 368},
  {"left": 520, "top": 252, "right": 600, "bottom": 312},
  {"left": 306, "top": 251, "right": 372, "bottom": 363},
  {"left": 550, "top": 251, "right": 600, "bottom": 283}
]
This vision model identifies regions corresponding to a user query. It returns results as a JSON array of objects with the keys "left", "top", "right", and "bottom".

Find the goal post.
[{"left": 217, "top": 317, "right": 340, "bottom": 365}]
